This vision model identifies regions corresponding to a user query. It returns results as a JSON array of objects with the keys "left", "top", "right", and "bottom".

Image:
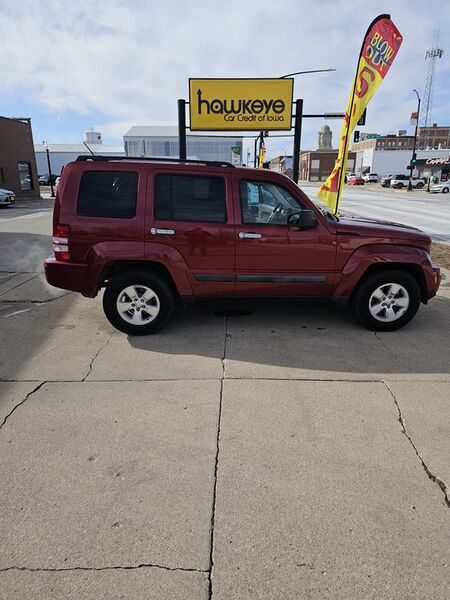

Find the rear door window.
[
  {"left": 77, "top": 171, "right": 138, "bottom": 218},
  {"left": 154, "top": 174, "right": 226, "bottom": 223}
]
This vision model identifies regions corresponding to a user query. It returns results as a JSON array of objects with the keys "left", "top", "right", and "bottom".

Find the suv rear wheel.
[
  {"left": 103, "top": 270, "right": 175, "bottom": 335},
  {"left": 353, "top": 270, "right": 421, "bottom": 331}
]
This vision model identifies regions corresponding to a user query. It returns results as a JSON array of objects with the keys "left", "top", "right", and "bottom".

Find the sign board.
[
  {"left": 415, "top": 156, "right": 450, "bottom": 167},
  {"left": 230, "top": 146, "right": 241, "bottom": 166},
  {"left": 410, "top": 111, "right": 418, "bottom": 125},
  {"left": 189, "top": 78, "right": 293, "bottom": 131}
]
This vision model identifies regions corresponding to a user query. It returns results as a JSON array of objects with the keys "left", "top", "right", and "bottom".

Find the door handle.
[
  {"left": 239, "top": 232, "right": 262, "bottom": 239},
  {"left": 151, "top": 228, "right": 175, "bottom": 235}
]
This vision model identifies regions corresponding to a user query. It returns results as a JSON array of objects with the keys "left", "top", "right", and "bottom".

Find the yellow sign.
[{"left": 189, "top": 79, "right": 293, "bottom": 131}]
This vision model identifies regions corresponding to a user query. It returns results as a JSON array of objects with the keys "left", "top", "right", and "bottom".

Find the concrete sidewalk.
[{"left": 0, "top": 263, "right": 449, "bottom": 599}]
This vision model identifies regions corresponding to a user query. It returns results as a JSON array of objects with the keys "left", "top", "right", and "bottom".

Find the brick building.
[
  {"left": 0, "top": 116, "right": 39, "bottom": 198},
  {"left": 299, "top": 150, "right": 356, "bottom": 181},
  {"left": 418, "top": 124, "right": 450, "bottom": 150}
]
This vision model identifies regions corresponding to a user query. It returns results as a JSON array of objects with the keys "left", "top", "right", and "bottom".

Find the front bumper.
[
  {"left": 424, "top": 262, "right": 441, "bottom": 300},
  {"left": 0, "top": 195, "right": 15, "bottom": 205}
]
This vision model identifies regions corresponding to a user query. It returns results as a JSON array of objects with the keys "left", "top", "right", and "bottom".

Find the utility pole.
[
  {"left": 408, "top": 90, "right": 421, "bottom": 192},
  {"left": 43, "top": 142, "right": 55, "bottom": 198}
]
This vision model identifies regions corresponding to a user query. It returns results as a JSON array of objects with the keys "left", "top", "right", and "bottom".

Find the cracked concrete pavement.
[{"left": 0, "top": 207, "right": 449, "bottom": 599}]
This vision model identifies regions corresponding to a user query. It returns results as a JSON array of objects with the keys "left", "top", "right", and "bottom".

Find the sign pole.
[
  {"left": 292, "top": 99, "right": 303, "bottom": 183},
  {"left": 178, "top": 99, "right": 187, "bottom": 160}
]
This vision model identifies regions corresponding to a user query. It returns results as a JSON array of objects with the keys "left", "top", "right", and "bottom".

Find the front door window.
[{"left": 240, "top": 180, "right": 301, "bottom": 225}]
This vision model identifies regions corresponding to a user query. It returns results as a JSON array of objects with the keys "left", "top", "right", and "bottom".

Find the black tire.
[
  {"left": 352, "top": 270, "right": 421, "bottom": 331},
  {"left": 416, "top": 182, "right": 424, "bottom": 189},
  {"left": 442, "top": 187, "right": 449, "bottom": 194},
  {"left": 103, "top": 269, "right": 175, "bottom": 335}
]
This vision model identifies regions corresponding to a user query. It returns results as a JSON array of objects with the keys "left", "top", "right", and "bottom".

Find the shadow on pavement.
[{"left": 126, "top": 294, "right": 450, "bottom": 377}]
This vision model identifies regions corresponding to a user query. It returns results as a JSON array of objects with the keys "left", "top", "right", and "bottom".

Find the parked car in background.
[
  {"left": 390, "top": 175, "right": 425, "bottom": 189},
  {"left": 344, "top": 172, "right": 356, "bottom": 183},
  {"left": 38, "top": 174, "right": 58, "bottom": 185},
  {"left": 347, "top": 176, "right": 365, "bottom": 185},
  {"left": 0, "top": 187, "right": 16, "bottom": 208},
  {"left": 380, "top": 174, "right": 393, "bottom": 187},
  {"left": 430, "top": 181, "right": 450, "bottom": 194},
  {"left": 363, "top": 173, "right": 378, "bottom": 182}
]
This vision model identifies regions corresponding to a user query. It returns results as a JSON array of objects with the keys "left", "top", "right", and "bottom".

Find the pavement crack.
[
  {"left": 82, "top": 338, "right": 111, "bottom": 382},
  {"left": 0, "top": 563, "right": 208, "bottom": 574},
  {"left": 0, "top": 292, "right": 72, "bottom": 305},
  {"left": 374, "top": 332, "right": 412, "bottom": 373},
  {"left": 385, "top": 382, "right": 450, "bottom": 508},
  {"left": 0, "top": 382, "right": 46, "bottom": 431},
  {"left": 208, "top": 316, "right": 228, "bottom": 599},
  {"left": 0, "top": 274, "right": 40, "bottom": 298}
]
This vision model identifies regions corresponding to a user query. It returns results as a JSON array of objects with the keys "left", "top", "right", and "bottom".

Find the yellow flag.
[
  {"left": 317, "top": 15, "right": 403, "bottom": 213},
  {"left": 258, "top": 140, "right": 266, "bottom": 168}
]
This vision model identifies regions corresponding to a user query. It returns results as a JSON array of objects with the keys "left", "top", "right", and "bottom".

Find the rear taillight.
[{"left": 53, "top": 224, "right": 71, "bottom": 261}]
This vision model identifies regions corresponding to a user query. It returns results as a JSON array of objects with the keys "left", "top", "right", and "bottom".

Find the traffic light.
[
  {"left": 411, "top": 152, "right": 417, "bottom": 165},
  {"left": 357, "top": 109, "right": 366, "bottom": 126},
  {"left": 353, "top": 130, "right": 360, "bottom": 143}
]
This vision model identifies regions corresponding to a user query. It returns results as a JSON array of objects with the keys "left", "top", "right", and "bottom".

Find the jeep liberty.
[{"left": 45, "top": 156, "right": 441, "bottom": 335}]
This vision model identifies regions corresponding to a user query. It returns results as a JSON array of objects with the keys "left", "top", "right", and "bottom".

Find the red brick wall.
[{"left": 0, "top": 117, "right": 40, "bottom": 198}]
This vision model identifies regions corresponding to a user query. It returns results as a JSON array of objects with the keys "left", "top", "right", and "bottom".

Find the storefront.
[{"left": 416, "top": 155, "right": 450, "bottom": 183}]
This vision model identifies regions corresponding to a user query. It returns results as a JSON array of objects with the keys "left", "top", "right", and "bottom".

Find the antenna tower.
[{"left": 419, "top": 35, "right": 443, "bottom": 147}]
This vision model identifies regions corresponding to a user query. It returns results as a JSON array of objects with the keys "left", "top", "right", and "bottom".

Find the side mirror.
[{"left": 288, "top": 209, "right": 316, "bottom": 228}]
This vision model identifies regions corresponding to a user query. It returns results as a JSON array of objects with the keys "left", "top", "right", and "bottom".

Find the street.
[
  {"left": 302, "top": 181, "right": 450, "bottom": 242},
  {"left": 0, "top": 198, "right": 449, "bottom": 599}
]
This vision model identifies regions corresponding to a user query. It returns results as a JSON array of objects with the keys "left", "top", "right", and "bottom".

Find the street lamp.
[
  {"left": 407, "top": 90, "right": 421, "bottom": 192},
  {"left": 253, "top": 68, "right": 337, "bottom": 168},
  {"left": 43, "top": 141, "right": 55, "bottom": 198}
]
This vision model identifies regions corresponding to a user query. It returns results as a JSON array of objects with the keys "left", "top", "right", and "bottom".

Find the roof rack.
[{"left": 75, "top": 155, "right": 235, "bottom": 168}]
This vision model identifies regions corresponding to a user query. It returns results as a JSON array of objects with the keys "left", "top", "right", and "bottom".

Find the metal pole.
[
  {"left": 292, "top": 99, "right": 303, "bottom": 184},
  {"left": 254, "top": 136, "right": 258, "bottom": 168},
  {"left": 408, "top": 90, "right": 421, "bottom": 192},
  {"left": 178, "top": 99, "right": 187, "bottom": 160},
  {"left": 45, "top": 147, "right": 55, "bottom": 198}
]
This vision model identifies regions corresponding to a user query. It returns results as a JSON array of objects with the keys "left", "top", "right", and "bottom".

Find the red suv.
[{"left": 45, "top": 156, "right": 441, "bottom": 335}]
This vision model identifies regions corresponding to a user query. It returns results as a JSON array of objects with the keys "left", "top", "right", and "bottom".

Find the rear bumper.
[{"left": 44, "top": 257, "right": 97, "bottom": 297}]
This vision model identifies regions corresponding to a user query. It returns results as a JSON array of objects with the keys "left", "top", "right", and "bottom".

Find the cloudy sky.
[{"left": 1, "top": 0, "right": 449, "bottom": 161}]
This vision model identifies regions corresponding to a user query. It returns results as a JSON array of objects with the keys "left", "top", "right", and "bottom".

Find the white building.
[
  {"left": 35, "top": 132, "right": 125, "bottom": 176},
  {"left": 123, "top": 126, "right": 243, "bottom": 165},
  {"left": 351, "top": 135, "right": 450, "bottom": 177}
]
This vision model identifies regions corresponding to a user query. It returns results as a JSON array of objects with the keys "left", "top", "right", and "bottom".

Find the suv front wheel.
[
  {"left": 103, "top": 270, "right": 175, "bottom": 335},
  {"left": 352, "top": 270, "right": 421, "bottom": 331}
]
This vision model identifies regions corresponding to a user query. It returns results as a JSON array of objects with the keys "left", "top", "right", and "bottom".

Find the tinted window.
[
  {"left": 239, "top": 180, "right": 301, "bottom": 225},
  {"left": 77, "top": 171, "right": 138, "bottom": 218},
  {"left": 155, "top": 174, "right": 226, "bottom": 223}
]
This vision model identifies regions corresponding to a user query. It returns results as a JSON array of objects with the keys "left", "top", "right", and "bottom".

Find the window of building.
[
  {"left": 125, "top": 141, "right": 140, "bottom": 156},
  {"left": 154, "top": 174, "right": 226, "bottom": 223},
  {"left": 77, "top": 171, "right": 138, "bottom": 218},
  {"left": 17, "top": 162, "right": 33, "bottom": 191},
  {"left": 239, "top": 180, "right": 301, "bottom": 225},
  {"left": 311, "top": 159, "right": 320, "bottom": 170},
  {"left": 0, "top": 167, "right": 5, "bottom": 184}
]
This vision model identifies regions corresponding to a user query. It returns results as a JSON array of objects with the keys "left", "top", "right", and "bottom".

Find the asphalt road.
[
  {"left": 302, "top": 181, "right": 450, "bottom": 242},
  {"left": 0, "top": 200, "right": 449, "bottom": 599}
]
